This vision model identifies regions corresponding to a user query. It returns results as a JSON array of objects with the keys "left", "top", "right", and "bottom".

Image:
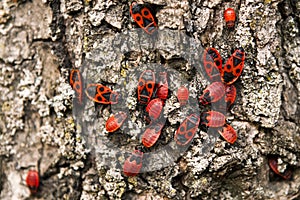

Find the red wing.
[
  {"left": 221, "top": 48, "right": 245, "bottom": 85},
  {"left": 106, "top": 116, "right": 118, "bottom": 132},
  {"left": 199, "top": 82, "right": 225, "bottom": 105},
  {"left": 201, "top": 111, "right": 225, "bottom": 127},
  {"left": 156, "top": 72, "right": 168, "bottom": 100},
  {"left": 123, "top": 150, "right": 143, "bottom": 176},
  {"left": 69, "top": 69, "right": 79, "bottom": 87},
  {"left": 175, "top": 114, "right": 200, "bottom": 146},
  {"left": 142, "top": 123, "right": 163, "bottom": 148},
  {"left": 146, "top": 98, "right": 163, "bottom": 120},
  {"left": 130, "top": 2, "right": 157, "bottom": 34},
  {"left": 70, "top": 69, "right": 83, "bottom": 104},
  {"left": 106, "top": 112, "right": 127, "bottom": 132},
  {"left": 177, "top": 86, "right": 189, "bottom": 106},
  {"left": 85, "top": 84, "right": 112, "bottom": 104},
  {"left": 268, "top": 156, "right": 292, "bottom": 180},
  {"left": 218, "top": 124, "right": 237, "bottom": 144},
  {"left": 203, "top": 49, "right": 222, "bottom": 82},
  {"left": 225, "top": 85, "right": 236, "bottom": 109},
  {"left": 137, "top": 70, "right": 155, "bottom": 104},
  {"left": 115, "top": 112, "right": 127, "bottom": 125},
  {"left": 131, "top": 12, "right": 144, "bottom": 27},
  {"left": 207, "top": 48, "right": 223, "bottom": 72},
  {"left": 26, "top": 170, "right": 39, "bottom": 194}
]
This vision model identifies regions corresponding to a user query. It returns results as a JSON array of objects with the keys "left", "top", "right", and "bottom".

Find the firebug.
[
  {"left": 225, "top": 84, "right": 236, "bottom": 110},
  {"left": 203, "top": 48, "right": 222, "bottom": 82},
  {"left": 200, "top": 111, "right": 226, "bottom": 128},
  {"left": 199, "top": 82, "right": 226, "bottom": 105},
  {"left": 156, "top": 72, "right": 168, "bottom": 101},
  {"left": 218, "top": 124, "right": 237, "bottom": 144},
  {"left": 221, "top": 47, "right": 245, "bottom": 85},
  {"left": 146, "top": 98, "right": 163, "bottom": 121},
  {"left": 137, "top": 70, "right": 155, "bottom": 105},
  {"left": 26, "top": 170, "right": 39, "bottom": 194},
  {"left": 174, "top": 113, "right": 200, "bottom": 146},
  {"left": 224, "top": 8, "right": 236, "bottom": 29},
  {"left": 69, "top": 69, "right": 83, "bottom": 104},
  {"left": 177, "top": 86, "right": 189, "bottom": 106},
  {"left": 106, "top": 112, "right": 128, "bottom": 133},
  {"left": 142, "top": 122, "right": 164, "bottom": 148},
  {"left": 268, "top": 156, "right": 292, "bottom": 180},
  {"left": 130, "top": 1, "right": 158, "bottom": 34},
  {"left": 123, "top": 149, "right": 144, "bottom": 176},
  {"left": 85, "top": 83, "right": 119, "bottom": 104}
]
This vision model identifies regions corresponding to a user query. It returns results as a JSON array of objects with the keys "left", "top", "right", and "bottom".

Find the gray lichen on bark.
[{"left": 0, "top": 0, "right": 299, "bottom": 199}]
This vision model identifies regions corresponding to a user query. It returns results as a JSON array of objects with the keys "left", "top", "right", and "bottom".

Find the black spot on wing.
[
  {"left": 233, "top": 57, "right": 242, "bottom": 67},
  {"left": 141, "top": 88, "right": 149, "bottom": 96},
  {"left": 176, "top": 134, "right": 188, "bottom": 144},
  {"left": 222, "top": 72, "right": 235, "bottom": 83},
  {"left": 102, "top": 93, "right": 111, "bottom": 101}
]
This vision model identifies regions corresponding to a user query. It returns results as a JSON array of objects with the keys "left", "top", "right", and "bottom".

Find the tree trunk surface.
[{"left": 0, "top": 0, "right": 299, "bottom": 199}]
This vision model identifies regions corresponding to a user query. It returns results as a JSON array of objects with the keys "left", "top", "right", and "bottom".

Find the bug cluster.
[
  {"left": 122, "top": 69, "right": 197, "bottom": 176},
  {"left": 69, "top": 46, "right": 245, "bottom": 177},
  {"left": 199, "top": 47, "right": 245, "bottom": 144},
  {"left": 68, "top": 3, "right": 245, "bottom": 177}
]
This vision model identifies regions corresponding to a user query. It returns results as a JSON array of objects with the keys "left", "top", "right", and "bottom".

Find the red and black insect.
[
  {"left": 130, "top": 1, "right": 158, "bottom": 34},
  {"left": 177, "top": 86, "right": 189, "bottom": 106},
  {"left": 106, "top": 112, "right": 127, "bottom": 133},
  {"left": 174, "top": 113, "right": 200, "bottom": 146},
  {"left": 218, "top": 124, "right": 237, "bottom": 144},
  {"left": 199, "top": 82, "right": 226, "bottom": 105},
  {"left": 137, "top": 70, "right": 155, "bottom": 105},
  {"left": 200, "top": 111, "right": 226, "bottom": 128},
  {"left": 26, "top": 170, "right": 39, "bottom": 194},
  {"left": 224, "top": 8, "right": 236, "bottom": 29},
  {"left": 146, "top": 98, "right": 163, "bottom": 121},
  {"left": 207, "top": 47, "right": 223, "bottom": 72},
  {"left": 69, "top": 69, "right": 83, "bottom": 104},
  {"left": 225, "top": 84, "right": 236, "bottom": 110},
  {"left": 156, "top": 72, "right": 168, "bottom": 101},
  {"left": 203, "top": 48, "right": 222, "bottom": 82},
  {"left": 85, "top": 83, "right": 119, "bottom": 104},
  {"left": 142, "top": 122, "right": 164, "bottom": 148},
  {"left": 123, "top": 149, "right": 144, "bottom": 176},
  {"left": 268, "top": 156, "right": 292, "bottom": 180},
  {"left": 221, "top": 47, "right": 245, "bottom": 85}
]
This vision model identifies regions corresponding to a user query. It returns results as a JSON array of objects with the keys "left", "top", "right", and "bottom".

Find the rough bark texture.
[{"left": 0, "top": 0, "right": 299, "bottom": 199}]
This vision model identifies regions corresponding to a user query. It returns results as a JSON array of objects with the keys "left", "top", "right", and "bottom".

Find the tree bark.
[{"left": 0, "top": 0, "right": 299, "bottom": 199}]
